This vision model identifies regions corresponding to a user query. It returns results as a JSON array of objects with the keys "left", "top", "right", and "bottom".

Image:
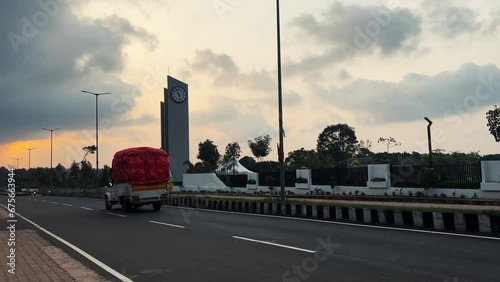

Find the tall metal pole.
[
  {"left": 12, "top": 158, "right": 23, "bottom": 170},
  {"left": 81, "top": 90, "right": 112, "bottom": 189},
  {"left": 424, "top": 117, "right": 433, "bottom": 167},
  {"left": 43, "top": 128, "right": 60, "bottom": 188},
  {"left": 276, "top": 0, "right": 285, "bottom": 201},
  {"left": 24, "top": 147, "right": 36, "bottom": 170}
]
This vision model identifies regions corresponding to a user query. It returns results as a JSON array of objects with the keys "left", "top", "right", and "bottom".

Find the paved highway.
[{"left": 2, "top": 195, "right": 500, "bottom": 282}]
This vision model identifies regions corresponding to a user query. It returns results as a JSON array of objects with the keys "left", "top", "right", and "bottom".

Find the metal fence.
[
  {"left": 390, "top": 164, "right": 482, "bottom": 189},
  {"left": 216, "top": 174, "right": 248, "bottom": 188},
  {"left": 258, "top": 171, "right": 296, "bottom": 188},
  {"left": 311, "top": 167, "right": 368, "bottom": 186}
]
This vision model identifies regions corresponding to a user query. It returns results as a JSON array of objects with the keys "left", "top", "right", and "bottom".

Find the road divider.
[
  {"left": 149, "top": 220, "right": 185, "bottom": 229},
  {"left": 232, "top": 236, "right": 316, "bottom": 253}
]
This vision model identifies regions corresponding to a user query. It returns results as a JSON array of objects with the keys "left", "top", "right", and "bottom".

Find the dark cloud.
[
  {"left": 316, "top": 63, "right": 500, "bottom": 124},
  {"left": 189, "top": 49, "right": 275, "bottom": 92},
  {"left": 286, "top": 2, "right": 422, "bottom": 75},
  {"left": 0, "top": 1, "right": 158, "bottom": 144}
]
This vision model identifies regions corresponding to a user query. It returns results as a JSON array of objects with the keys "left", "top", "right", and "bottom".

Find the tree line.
[{"left": 184, "top": 122, "right": 500, "bottom": 174}]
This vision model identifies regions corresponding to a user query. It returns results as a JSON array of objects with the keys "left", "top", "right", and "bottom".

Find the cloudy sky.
[{"left": 1, "top": 0, "right": 500, "bottom": 169}]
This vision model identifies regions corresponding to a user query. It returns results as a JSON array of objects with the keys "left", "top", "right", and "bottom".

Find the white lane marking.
[
  {"left": 63, "top": 204, "right": 72, "bottom": 207},
  {"left": 51, "top": 202, "right": 58, "bottom": 204},
  {"left": 164, "top": 206, "right": 500, "bottom": 241},
  {"left": 107, "top": 212, "right": 126, "bottom": 218},
  {"left": 41, "top": 200, "right": 47, "bottom": 202},
  {"left": 0, "top": 204, "right": 133, "bottom": 282},
  {"left": 233, "top": 236, "right": 315, "bottom": 254},
  {"left": 149, "top": 220, "right": 185, "bottom": 229},
  {"left": 34, "top": 199, "right": 39, "bottom": 201},
  {"left": 81, "top": 207, "right": 93, "bottom": 211}
]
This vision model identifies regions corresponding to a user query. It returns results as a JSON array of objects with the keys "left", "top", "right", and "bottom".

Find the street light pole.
[
  {"left": 12, "top": 158, "right": 23, "bottom": 170},
  {"left": 276, "top": 0, "right": 286, "bottom": 201},
  {"left": 424, "top": 117, "right": 433, "bottom": 167},
  {"left": 42, "top": 128, "right": 60, "bottom": 188},
  {"left": 81, "top": 90, "right": 112, "bottom": 189},
  {"left": 24, "top": 147, "right": 36, "bottom": 170}
]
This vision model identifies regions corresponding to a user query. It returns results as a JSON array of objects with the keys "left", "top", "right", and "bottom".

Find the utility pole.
[
  {"left": 12, "top": 158, "right": 23, "bottom": 170},
  {"left": 42, "top": 127, "right": 60, "bottom": 188},
  {"left": 276, "top": 0, "right": 286, "bottom": 201},
  {"left": 81, "top": 90, "right": 112, "bottom": 188},
  {"left": 24, "top": 147, "right": 36, "bottom": 170}
]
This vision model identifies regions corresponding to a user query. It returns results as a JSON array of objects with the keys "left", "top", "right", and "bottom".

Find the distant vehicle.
[{"left": 105, "top": 147, "right": 170, "bottom": 212}]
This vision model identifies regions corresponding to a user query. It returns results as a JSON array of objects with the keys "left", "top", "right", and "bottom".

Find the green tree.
[
  {"left": 378, "top": 136, "right": 401, "bottom": 153},
  {"left": 81, "top": 160, "right": 94, "bottom": 187},
  {"left": 248, "top": 135, "right": 272, "bottom": 162},
  {"left": 197, "top": 139, "right": 221, "bottom": 171},
  {"left": 316, "top": 124, "right": 358, "bottom": 167},
  {"left": 285, "top": 148, "right": 321, "bottom": 169},
  {"left": 99, "top": 165, "right": 111, "bottom": 187},
  {"left": 239, "top": 156, "right": 257, "bottom": 171},
  {"left": 53, "top": 164, "right": 66, "bottom": 187},
  {"left": 486, "top": 105, "right": 500, "bottom": 142},
  {"left": 68, "top": 161, "right": 81, "bottom": 188},
  {"left": 224, "top": 142, "right": 242, "bottom": 175}
]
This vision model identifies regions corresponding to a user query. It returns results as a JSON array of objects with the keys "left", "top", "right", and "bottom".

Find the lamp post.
[
  {"left": 424, "top": 117, "right": 433, "bottom": 167},
  {"left": 81, "top": 90, "right": 112, "bottom": 189},
  {"left": 42, "top": 127, "right": 60, "bottom": 188},
  {"left": 276, "top": 0, "right": 286, "bottom": 201},
  {"left": 12, "top": 158, "right": 23, "bottom": 170},
  {"left": 24, "top": 147, "right": 36, "bottom": 170}
]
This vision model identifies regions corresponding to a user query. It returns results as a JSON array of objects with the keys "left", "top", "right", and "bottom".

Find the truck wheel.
[
  {"left": 152, "top": 202, "right": 162, "bottom": 211},
  {"left": 121, "top": 198, "right": 131, "bottom": 213},
  {"left": 105, "top": 195, "right": 112, "bottom": 210}
]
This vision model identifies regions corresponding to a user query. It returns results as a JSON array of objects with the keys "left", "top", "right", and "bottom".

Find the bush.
[{"left": 247, "top": 179, "right": 257, "bottom": 184}]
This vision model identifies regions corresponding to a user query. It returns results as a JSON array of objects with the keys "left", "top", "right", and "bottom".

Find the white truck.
[{"left": 105, "top": 147, "right": 170, "bottom": 212}]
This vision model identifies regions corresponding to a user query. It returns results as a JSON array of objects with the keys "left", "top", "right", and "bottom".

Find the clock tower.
[{"left": 160, "top": 76, "right": 189, "bottom": 181}]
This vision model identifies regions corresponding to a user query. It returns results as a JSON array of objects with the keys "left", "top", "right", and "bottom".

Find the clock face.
[{"left": 171, "top": 86, "right": 187, "bottom": 103}]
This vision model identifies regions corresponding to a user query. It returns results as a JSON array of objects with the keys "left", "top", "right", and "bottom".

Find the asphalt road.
[{"left": 2, "top": 195, "right": 500, "bottom": 282}]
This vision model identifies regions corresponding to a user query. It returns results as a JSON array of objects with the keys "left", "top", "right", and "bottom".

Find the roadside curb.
[{"left": 166, "top": 197, "right": 500, "bottom": 235}]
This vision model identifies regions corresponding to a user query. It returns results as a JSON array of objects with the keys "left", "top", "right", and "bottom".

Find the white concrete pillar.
[
  {"left": 394, "top": 210, "right": 404, "bottom": 226},
  {"left": 478, "top": 214, "right": 492, "bottom": 233},
  {"left": 378, "top": 209, "right": 386, "bottom": 224},
  {"left": 348, "top": 208, "right": 356, "bottom": 221},
  {"left": 363, "top": 208, "right": 372, "bottom": 223},
  {"left": 335, "top": 207, "right": 343, "bottom": 220},
  {"left": 323, "top": 206, "right": 330, "bottom": 219},
  {"left": 433, "top": 212, "right": 444, "bottom": 230},
  {"left": 412, "top": 211, "right": 423, "bottom": 228}
]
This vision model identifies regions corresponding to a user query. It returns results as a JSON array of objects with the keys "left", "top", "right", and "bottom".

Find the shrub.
[
  {"left": 441, "top": 193, "right": 447, "bottom": 198},
  {"left": 415, "top": 191, "right": 425, "bottom": 197},
  {"left": 354, "top": 190, "right": 360, "bottom": 196},
  {"left": 265, "top": 176, "right": 275, "bottom": 193},
  {"left": 296, "top": 177, "right": 308, "bottom": 184},
  {"left": 247, "top": 179, "right": 257, "bottom": 185},
  {"left": 408, "top": 191, "right": 413, "bottom": 197},
  {"left": 370, "top": 177, "right": 386, "bottom": 182},
  {"left": 361, "top": 192, "right": 366, "bottom": 196}
]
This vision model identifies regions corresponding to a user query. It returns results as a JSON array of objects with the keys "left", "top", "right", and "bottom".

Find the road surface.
[{"left": 1, "top": 195, "right": 500, "bottom": 282}]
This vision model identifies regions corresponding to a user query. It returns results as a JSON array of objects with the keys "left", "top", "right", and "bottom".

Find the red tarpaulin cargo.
[{"left": 112, "top": 147, "right": 170, "bottom": 185}]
